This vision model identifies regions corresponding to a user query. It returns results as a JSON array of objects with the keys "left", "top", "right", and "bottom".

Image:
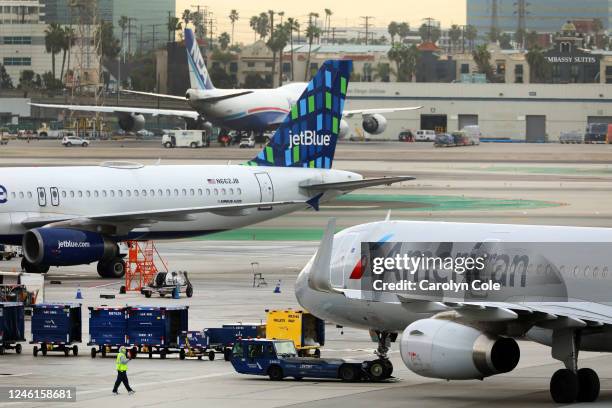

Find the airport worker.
[{"left": 112, "top": 346, "right": 135, "bottom": 395}]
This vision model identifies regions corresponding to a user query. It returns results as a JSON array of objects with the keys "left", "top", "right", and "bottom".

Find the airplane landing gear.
[
  {"left": 21, "top": 258, "right": 49, "bottom": 274},
  {"left": 550, "top": 328, "right": 600, "bottom": 403},
  {"left": 370, "top": 330, "right": 395, "bottom": 380}
]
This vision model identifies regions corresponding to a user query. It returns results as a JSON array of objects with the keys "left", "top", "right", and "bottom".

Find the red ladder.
[{"left": 124, "top": 241, "right": 169, "bottom": 291}]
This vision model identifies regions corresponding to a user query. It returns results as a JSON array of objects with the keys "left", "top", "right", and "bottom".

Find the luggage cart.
[
  {"left": 31, "top": 303, "right": 82, "bottom": 357},
  {"left": 0, "top": 302, "right": 25, "bottom": 355},
  {"left": 178, "top": 330, "right": 215, "bottom": 360}
]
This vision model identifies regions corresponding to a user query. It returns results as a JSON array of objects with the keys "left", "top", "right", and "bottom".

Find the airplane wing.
[
  {"left": 21, "top": 200, "right": 307, "bottom": 232},
  {"left": 29, "top": 103, "right": 200, "bottom": 120},
  {"left": 302, "top": 176, "right": 415, "bottom": 192},
  {"left": 121, "top": 89, "right": 188, "bottom": 101},
  {"left": 343, "top": 106, "right": 423, "bottom": 118}
]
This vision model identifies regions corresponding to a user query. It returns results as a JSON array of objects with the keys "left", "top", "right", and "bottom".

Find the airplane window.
[
  {"left": 70, "top": 191, "right": 75, "bottom": 198},
  {"left": 126, "top": 190, "right": 131, "bottom": 197},
  {"left": 19, "top": 192, "right": 24, "bottom": 199},
  {"left": 28, "top": 192, "right": 33, "bottom": 199},
  {"left": 102, "top": 190, "right": 107, "bottom": 197},
  {"left": 118, "top": 190, "right": 122, "bottom": 197},
  {"left": 166, "top": 189, "right": 171, "bottom": 196},
  {"left": 86, "top": 191, "right": 91, "bottom": 198},
  {"left": 603, "top": 267, "right": 609, "bottom": 278},
  {"left": 559, "top": 265, "right": 565, "bottom": 276},
  {"left": 190, "top": 189, "right": 195, "bottom": 196},
  {"left": 584, "top": 266, "right": 590, "bottom": 277},
  {"left": 78, "top": 191, "right": 83, "bottom": 198},
  {"left": 150, "top": 189, "right": 155, "bottom": 197},
  {"left": 593, "top": 267, "right": 599, "bottom": 278},
  {"left": 573, "top": 266, "right": 579, "bottom": 277},
  {"left": 110, "top": 190, "right": 115, "bottom": 198},
  {"left": 214, "top": 189, "right": 219, "bottom": 195},
  {"left": 198, "top": 189, "right": 202, "bottom": 196},
  {"left": 221, "top": 188, "right": 226, "bottom": 195},
  {"left": 142, "top": 190, "right": 147, "bottom": 197},
  {"left": 174, "top": 189, "right": 179, "bottom": 196},
  {"left": 61, "top": 191, "right": 66, "bottom": 198},
  {"left": 229, "top": 188, "right": 234, "bottom": 195},
  {"left": 94, "top": 191, "right": 99, "bottom": 198},
  {"left": 182, "top": 189, "right": 187, "bottom": 196},
  {"left": 536, "top": 264, "right": 543, "bottom": 275},
  {"left": 134, "top": 190, "right": 139, "bottom": 197},
  {"left": 206, "top": 189, "right": 211, "bottom": 195},
  {"left": 10, "top": 192, "right": 15, "bottom": 198},
  {"left": 158, "top": 189, "right": 163, "bottom": 196},
  {"left": 237, "top": 188, "right": 242, "bottom": 195}
]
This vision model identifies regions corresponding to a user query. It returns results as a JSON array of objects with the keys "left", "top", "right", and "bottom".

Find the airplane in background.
[
  {"left": 32, "top": 29, "right": 421, "bottom": 138},
  {"left": 0, "top": 60, "right": 413, "bottom": 278},
  {"left": 297, "top": 217, "right": 612, "bottom": 403}
]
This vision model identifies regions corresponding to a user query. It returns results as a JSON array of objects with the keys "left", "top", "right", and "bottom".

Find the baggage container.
[
  {"left": 31, "top": 303, "right": 81, "bottom": 357},
  {"left": 88, "top": 306, "right": 128, "bottom": 358},
  {"left": 0, "top": 302, "right": 25, "bottom": 354},
  {"left": 266, "top": 309, "right": 325, "bottom": 357},
  {"left": 178, "top": 330, "right": 215, "bottom": 361},
  {"left": 126, "top": 306, "right": 188, "bottom": 359},
  {"left": 205, "top": 324, "right": 266, "bottom": 361}
]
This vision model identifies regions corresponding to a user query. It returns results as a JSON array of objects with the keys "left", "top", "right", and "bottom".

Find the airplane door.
[
  {"left": 36, "top": 187, "right": 47, "bottom": 207},
  {"left": 330, "top": 232, "right": 359, "bottom": 288},
  {"left": 50, "top": 187, "right": 60, "bottom": 206},
  {"left": 254, "top": 173, "right": 274, "bottom": 202}
]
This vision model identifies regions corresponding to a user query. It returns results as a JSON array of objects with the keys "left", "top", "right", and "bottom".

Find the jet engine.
[
  {"left": 339, "top": 119, "right": 350, "bottom": 139},
  {"left": 400, "top": 319, "right": 520, "bottom": 380},
  {"left": 118, "top": 112, "right": 145, "bottom": 132},
  {"left": 22, "top": 228, "right": 118, "bottom": 267},
  {"left": 362, "top": 114, "right": 387, "bottom": 135}
]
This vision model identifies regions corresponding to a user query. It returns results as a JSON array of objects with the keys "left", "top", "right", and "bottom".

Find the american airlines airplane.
[
  {"left": 0, "top": 60, "right": 413, "bottom": 278},
  {"left": 32, "top": 29, "right": 418, "bottom": 137},
  {"left": 297, "top": 218, "right": 612, "bottom": 403}
]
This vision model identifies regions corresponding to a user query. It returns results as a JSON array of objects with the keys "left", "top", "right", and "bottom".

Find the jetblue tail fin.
[
  {"left": 184, "top": 28, "right": 214, "bottom": 90},
  {"left": 246, "top": 60, "right": 352, "bottom": 169}
]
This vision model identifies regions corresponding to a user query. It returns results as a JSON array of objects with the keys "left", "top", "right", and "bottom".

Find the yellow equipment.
[{"left": 265, "top": 309, "right": 325, "bottom": 357}]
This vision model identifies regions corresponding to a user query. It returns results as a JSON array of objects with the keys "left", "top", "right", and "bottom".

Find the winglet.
[
  {"left": 307, "top": 218, "right": 342, "bottom": 293},
  {"left": 306, "top": 193, "right": 324, "bottom": 211}
]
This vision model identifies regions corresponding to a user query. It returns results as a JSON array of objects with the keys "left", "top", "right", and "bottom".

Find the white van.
[
  {"left": 415, "top": 129, "right": 436, "bottom": 142},
  {"left": 162, "top": 130, "right": 209, "bottom": 148},
  {"left": 461, "top": 125, "right": 482, "bottom": 145}
]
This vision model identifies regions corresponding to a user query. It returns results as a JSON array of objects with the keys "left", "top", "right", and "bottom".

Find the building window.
[
  {"left": 495, "top": 61, "right": 506, "bottom": 76},
  {"left": 606, "top": 66, "right": 612, "bottom": 84},
  {"left": 460, "top": 63, "right": 470, "bottom": 74},
  {"left": 3, "top": 57, "right": 31, "bottom": 66},
  {"left": 3, "top": 36, "right": 31, "bottom": 45},
  {"left": 229, "top": 62, "right": 238, "bottom": 72},
  {"left": 515, "top": 64, "right": 524, "bottom": 83},
  {"left": 247, "top": 62, "right": 255, "bottom": 68}
]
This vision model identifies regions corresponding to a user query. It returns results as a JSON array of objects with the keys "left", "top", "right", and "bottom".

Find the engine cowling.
[
  {"left": 339, "top": 119, "right": 350, "bottom": 139},
  {"left": 400, "top": 319, "right": 520, "bottom": 380},
  {"left": 118, "top": 113, "right": 145, "bottom": 132},
  {"left": 22, "top": 228, "right": 117, "bottom": 266},
  {"left": 362, "top": 114, "right": 387, "bottom": 135}
]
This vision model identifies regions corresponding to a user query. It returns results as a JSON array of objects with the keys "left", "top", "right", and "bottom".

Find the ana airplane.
[
  {"left": 32, "top": 29, "right": 420, "bottom": 137},
  {"left": 297, "top": 218, "right": 612, "bottom": 403},
  {"left": 0, "top": 60, "right": 413, "bottom": 278}
]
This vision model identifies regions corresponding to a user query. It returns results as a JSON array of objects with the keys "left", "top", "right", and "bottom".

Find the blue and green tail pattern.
[{"left": 246, "top": 59, "right": 352, "bottom": 169}]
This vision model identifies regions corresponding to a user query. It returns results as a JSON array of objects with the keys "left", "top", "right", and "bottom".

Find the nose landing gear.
[{"left": 368, "top": 330, "right": 396, "bottom": 381}]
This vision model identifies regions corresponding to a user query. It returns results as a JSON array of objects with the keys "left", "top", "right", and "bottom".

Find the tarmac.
[{"left": 1, "top": 140, "right": 612, "bottom": 407}]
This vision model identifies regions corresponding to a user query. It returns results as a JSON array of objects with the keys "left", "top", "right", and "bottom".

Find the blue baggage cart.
[
  {"left": 205, "top": 324, "right": 266, "bottom": 361},
  {"left": 178, "top": 330, "right": 215, "bottom": 361},
  {"left": 0, "top": 302, "right": 25, "bottom": 354},
  {"left": 88, "top": 306, "right": 128, "bottom": 358},
  {"left": 126, "top": 306, "right": 188, "bottom": 359},
  {"left": 31, "top": 303, "right": 82, "bottom": 357}
]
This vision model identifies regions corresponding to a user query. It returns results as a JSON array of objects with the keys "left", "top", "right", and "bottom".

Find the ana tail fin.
[
  {"left": 184, "top": 28, "right": 214, "bottom": 90},
  {"left": 246, "top": 60, "right": 352, "bottom": 169}
]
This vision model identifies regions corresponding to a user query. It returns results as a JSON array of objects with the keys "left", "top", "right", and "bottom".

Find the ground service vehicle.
[
  {"left": 162, "top": 130, "right": 209, "bottom": 148},
  {"left": 398, "top": 130, "right": 414, "bottom": 142},
  {"left": 415, "top": 129, "right": 436, "bottom": 141},
  {"left": 266, "top": 309, "right": 324, "bottom": 357},
  {"left": 434, "top": 133, "right": 455, "bottom": 147},
  {"left": 178, "top": 330, "right": 216, "bottom": 360},
  {"left": 239, "top": 135, "right": 255, "bottom": 148},
  {"left": 141, "top": 271, "right": 193, "bottom": 298},
  {"left": 584, "top": 123, "right": 608, "bottom": 143},
  {"left": 0, "top": 244, "right": 17, "bottom": 260},
  {"left": 0, "top": 134, "right": 7, "bottom": 145},
  {"left": 231, "top": 339, "right": 388, "bottom": 381},
  {"left": 205, "top": 324, "right": 266, "bottom": 361},
  {"left": 559, "top": 131, "right": 584, "bottom": 144}
]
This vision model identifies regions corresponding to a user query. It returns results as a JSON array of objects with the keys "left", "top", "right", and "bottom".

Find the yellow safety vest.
[{"left": 116, "top": 352, "right": 128, "bottom": 372}]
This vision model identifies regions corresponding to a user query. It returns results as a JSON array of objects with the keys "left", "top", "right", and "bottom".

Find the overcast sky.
[{"left": 176, "top": 0, "right": 466, "bottom": 43}]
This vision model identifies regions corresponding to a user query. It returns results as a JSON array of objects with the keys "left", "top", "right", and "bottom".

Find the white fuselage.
[
  {"left": 295, "top": 220, "right": 612, "bottom": 351},
  {"left": 188, "top": 83, "right": 307, "bottom": 131},
  {"left": 0, "top": 164, "right": 360, "bottom": 245}
]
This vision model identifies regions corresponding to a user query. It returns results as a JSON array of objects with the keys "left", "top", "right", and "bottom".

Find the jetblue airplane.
[
  {"left": 32, "top": 29, "right": 420, "bottom": 136},
  {"left": 0, "top": 61, "right": 412, "bottom": 278},
  {"left": 297, "top": 218, "right": 612, "bottom": 403}
]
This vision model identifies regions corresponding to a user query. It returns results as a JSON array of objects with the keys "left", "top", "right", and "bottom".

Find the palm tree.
[
  {"left": 304, "top": 16, "right": 321, "bottom": 81},
  {"left": 372, "top": 62, "right": 395, "bottom": 82},
  {"left": 402, "top": 45, "right": 419, "bottom": 82},
  {"left": 167, "top": 16, "right": 181, "bottom": 42},
  {"left": 218, "top": 32, "right": 231, "bottom": 50},
  {"left": 388, "top": 21, "right": 399, "bottom": 45},
  {"left": 182, "top": 9, "right": 191, "bottom": 25},
  {"left": 387, "top": 45, "right": 403, "bottom": 79},
  {"left": 267, "top": 10, "right": 277, "bottom": 87},
  {"left": 397, "top": 22, "right": 410, "bottom": 42},
  {"left": 249, "top": 16, "right": 259, "bottom": 42},
  {"left": 465, "top": 24, "right": 478, "bottom": 51},
  {"left": 286, "top": 18, "right": 299, "bottom": 81},
  {"left": 44, "top": 23, "right": 63, "bottom": 79},
  {"left": 59, "top": 26, "right": 75, "bottom": 83},
  {"left": 472, "top": 44, "right": 492, "bottom": 81},
  {"left": 526, "top": 30, "right": 539, "bottom": 49},
  {"left": 269, "top": 23, "right": 289, "bottom": 86},
  {"left": 526, "top": 45, "right": 549, "bottom": 83},
  {"left": 593, "top": 18, "right": 604, "bottom": 48},
  {"left": 229, "top": 9, "right": 239, "bottom": 45},
  {"left": 118, "top": 15, "right": 128, "bottom": 59},
  {"left": 324, "top": 9, "right": 332, "bottom": 43},
  {"left": 251, "top": 13, "right": 269, "bottom": 40},
  {"left": 448, "top": 24, "right": 462, "bottom": 53}
]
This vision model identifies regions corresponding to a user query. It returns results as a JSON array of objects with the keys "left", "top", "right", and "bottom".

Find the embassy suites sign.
[{"left": 545, "top": 55, "right": 598, "bottom": 64}]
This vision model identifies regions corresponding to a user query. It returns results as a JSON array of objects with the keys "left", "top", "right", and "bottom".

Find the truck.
[
  {"left": 162, "top": 130, "right": 210, "bottom": 148},
  {"left": 231, "top": 339, "right": 390, "bottom": 382},
  {"left": 266, "top": 309, "right": 324, "bottom": 357}
]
